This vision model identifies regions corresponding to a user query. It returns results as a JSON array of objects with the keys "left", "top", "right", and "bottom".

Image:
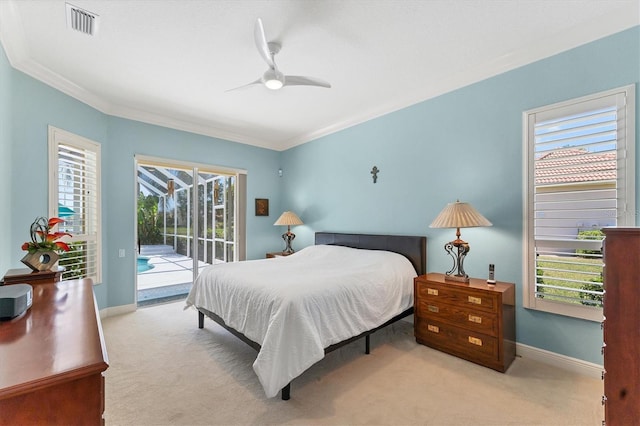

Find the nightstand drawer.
[
  {"left": 416, "top": 281, "right": 498, "bottom": 313},
  {"left": 415, "top": 318, "right": 498, "bottom": 362},
  {"left": 416, "top": 299, "right": 498, "bottom": 336}
]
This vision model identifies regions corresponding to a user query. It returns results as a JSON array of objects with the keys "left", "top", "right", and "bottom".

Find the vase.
[{"left": 21, "top": 250, "right": 59, "bottom": 272}]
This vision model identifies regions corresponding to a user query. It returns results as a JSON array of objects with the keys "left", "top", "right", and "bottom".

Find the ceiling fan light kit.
[
  {"left": 264, "top": 78, "right": 284, "bottom": 90},
  {"left": 228, "top": 18, "right": 331, "bottom": 92},
  {"left": 263, "top": 68, "right": 284, "bottom": 90}
]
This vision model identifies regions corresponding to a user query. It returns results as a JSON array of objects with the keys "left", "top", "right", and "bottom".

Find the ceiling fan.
[{"left": 227, "top": 18, "right": 331, "bottom": 92}]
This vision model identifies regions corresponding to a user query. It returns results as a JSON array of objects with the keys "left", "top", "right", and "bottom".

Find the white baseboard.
[
  {"left": 99, "top": 303, "right": 136, "bottom": 319},
  {"left": 516, "top": 342, "right": 603, "bottom": 379}
]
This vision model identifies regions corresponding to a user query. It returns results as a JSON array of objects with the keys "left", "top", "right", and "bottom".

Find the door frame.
[{"left": 133, "top": 154, "right": 247, "bottom": 306}]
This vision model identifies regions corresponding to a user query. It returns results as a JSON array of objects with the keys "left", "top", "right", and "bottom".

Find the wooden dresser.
[
  {"left": 0, "top": 278, "right": 108, "bottom": 425},
  {"left": 602, "top": 227, "right": 640, "bottom": 425},
  {"left": 414, "top": 273, "right": 516, "bottom": 372}
]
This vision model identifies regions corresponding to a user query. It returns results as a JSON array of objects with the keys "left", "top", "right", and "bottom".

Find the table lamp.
[
  {"left": 274, "top": 211, "right": 303, "bottom": 254},
  {"left": 429, "top": 200, "right": 492, "bottom": 282}
]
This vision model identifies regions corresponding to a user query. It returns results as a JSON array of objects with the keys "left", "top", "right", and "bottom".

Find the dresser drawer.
[
  {"left": 415, "top": 318, "right": 498, "bottom": 362},
  {"left": 416, "top": 299, "right": 498, "bottom": 336},
  {"left": 416, "top": 280, "right": 498, "bottom": 313}
]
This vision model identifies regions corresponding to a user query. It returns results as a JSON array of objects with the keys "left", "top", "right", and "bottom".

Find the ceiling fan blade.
[
  {"left": 283, "top": 75, "right": 331, "bottom": 89},
  {"left": 225, "top": 78, "right": 262, "bottom": 92},
  {"left": 254, "top": 18, "right": 274, "bottom": 68}
]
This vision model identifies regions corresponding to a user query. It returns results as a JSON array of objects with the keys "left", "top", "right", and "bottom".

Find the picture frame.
[{"left": 255, "top": 198, "right": 269, "bottom": 216}]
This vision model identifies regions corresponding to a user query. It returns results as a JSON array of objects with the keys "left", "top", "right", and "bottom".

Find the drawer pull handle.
[
  {"left": 427, "top": 324, "right": 440, "bottom": 333},
  {"left": 428, "top": 305, "right": 439, "bottom": 313},
  {"left": 468, "top": 315, "right": 482, "bottom": 324},
  {"left": 427, "top": 288, "right": 439, "bottom": 296},
  {"left": 468, "top": 336, "right": 483, "bottom": 346},
  {"left": 468, "top": 296, "right": 482, "bottom": 305}
]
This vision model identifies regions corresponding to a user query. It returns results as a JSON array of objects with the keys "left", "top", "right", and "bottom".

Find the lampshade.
[
  {"left": 274, "top": 211, "right": 303, "bottom": 226},
  {"left": 274, "top": 211, "right": 303, "bottom": 254},
  {"left": 429, "top": 201, "right": 492, "bottom": 229},
  {"left": 429, "top": 200, "right": 491, "bottom": 283}
]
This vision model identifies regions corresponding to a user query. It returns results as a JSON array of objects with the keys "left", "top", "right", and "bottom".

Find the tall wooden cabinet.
[
  {"left": 0, "top": 278, "right": 108, "bottom": 425},
  {"left": 602, "top": 227, "right": 640, "bottom": 425}
]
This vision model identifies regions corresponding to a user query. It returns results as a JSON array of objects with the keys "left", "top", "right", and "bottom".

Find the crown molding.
[{"left": 104, "top": 103, "right": 277, "bottom": 151}]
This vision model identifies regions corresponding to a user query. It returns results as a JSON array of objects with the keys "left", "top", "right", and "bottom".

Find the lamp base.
[
  {"left": 444, "top": 273, "right": 469, "bottom": 283},
  {"left": 281, "top": 231, "right": 296, "bottom": 254},
  {"left": 443, "top": 237, "right": 471, "bottom": 283}
]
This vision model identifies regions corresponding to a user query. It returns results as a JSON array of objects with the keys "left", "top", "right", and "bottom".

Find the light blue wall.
[
  {"left": 281, "top": 26, "right": 640, "bottom": 365},
  {"left": 2, "top": 55, "right": 110, "bottom": 304},
  {"left": 0, "top": 43, "right": 282, "bottom": 310},
  {"left": 0, "top": 45, "right": 13, "bottom": 273}
]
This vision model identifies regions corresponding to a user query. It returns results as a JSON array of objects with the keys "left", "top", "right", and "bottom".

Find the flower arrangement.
[{"left": 21, "top": 217, "right": 72, "bottom": 253}]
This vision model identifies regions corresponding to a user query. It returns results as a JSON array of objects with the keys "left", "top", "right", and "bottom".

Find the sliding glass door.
[{"left": 135, "top": 156, "right": 243, "bottom": 306}]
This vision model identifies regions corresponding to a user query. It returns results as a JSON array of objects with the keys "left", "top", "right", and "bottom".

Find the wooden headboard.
[{"left": 315, "top": 232, "right": 426, "bottom": 276}]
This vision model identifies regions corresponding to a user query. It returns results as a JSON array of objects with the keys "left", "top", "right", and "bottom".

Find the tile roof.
[{"left": 536, "top": 149, "right": 616, "bottom": 185}]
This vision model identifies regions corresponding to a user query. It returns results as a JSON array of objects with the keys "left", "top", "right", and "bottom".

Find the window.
[
  {"left": 48, "top": 126, "right": 102, "bottom": 283},
  {"left": 523, "top": 85, "right": 635, "bottom": 321}
]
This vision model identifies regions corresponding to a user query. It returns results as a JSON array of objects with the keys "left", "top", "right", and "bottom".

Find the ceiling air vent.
[{"left": 65, "top": 3, "right": 99, "bottom": 36}]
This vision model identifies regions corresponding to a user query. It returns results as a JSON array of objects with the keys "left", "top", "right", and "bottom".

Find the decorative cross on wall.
[{"left": 371, "top": 166, "right": 379, "bottom": 183}]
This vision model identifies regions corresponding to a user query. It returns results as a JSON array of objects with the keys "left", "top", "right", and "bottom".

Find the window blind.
[
  {"left": 49, "top": 127, "right": 102, "bottom": 283},
  {"left": 524, "top": 85, "right": 635, "bottom": 319}
]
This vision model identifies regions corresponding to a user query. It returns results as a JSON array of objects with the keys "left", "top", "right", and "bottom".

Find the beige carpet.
[{"left": 102, "top": 301, "right": 603, "bottom": 425}]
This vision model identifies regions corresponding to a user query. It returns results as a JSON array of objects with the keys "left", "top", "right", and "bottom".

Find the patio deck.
[{"left": 137, "top": 245, "right": 210, "bottom": 306}]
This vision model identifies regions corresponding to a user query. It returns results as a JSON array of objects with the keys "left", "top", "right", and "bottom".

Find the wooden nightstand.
[
  {"left": 414, "top": 273, "right": 516, "bottom": 372},
  {"left": 265, "top": 251, "right": 292, "bottom": 259}
]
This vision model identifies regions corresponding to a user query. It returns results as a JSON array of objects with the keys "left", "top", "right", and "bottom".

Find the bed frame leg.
[
  {"left": 198, "top": 311, "right": 204, "bottom": 329},
  {"left": 365, "top": 335, "right": 370, "bottom": 354},
  {"left": 281, "top": 383, "right": 291, "bottom": 400}
]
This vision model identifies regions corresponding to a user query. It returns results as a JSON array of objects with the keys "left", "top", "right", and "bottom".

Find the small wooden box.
[
  {"left": 2, "top": 268, "right": 63, "bottom": 286},
  {"left": 265, "top": 252, "right": 292, "bottom": 259}
]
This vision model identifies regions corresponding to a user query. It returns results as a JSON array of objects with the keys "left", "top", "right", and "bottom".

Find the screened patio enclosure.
[{"left": 136, "top": 161, "right": 237, "bottom": 305}]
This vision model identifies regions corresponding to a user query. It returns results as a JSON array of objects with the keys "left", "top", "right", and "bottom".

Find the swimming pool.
[{"left": 137, "top": 256, "right": 155, "bottom": 273}]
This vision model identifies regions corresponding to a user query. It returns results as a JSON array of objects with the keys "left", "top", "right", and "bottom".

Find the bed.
[{"left": 185, "top": 232, "right": 426, "bottom": 400}]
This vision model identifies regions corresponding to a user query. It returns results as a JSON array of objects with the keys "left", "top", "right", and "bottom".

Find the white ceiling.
[{"left": 1, "top": 1, "right": 638, "bottom": 151}]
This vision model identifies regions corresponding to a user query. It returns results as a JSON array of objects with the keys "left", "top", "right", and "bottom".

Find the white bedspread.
[{"left": 185, "top": 244, "right": 417, "bottom": 398}]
